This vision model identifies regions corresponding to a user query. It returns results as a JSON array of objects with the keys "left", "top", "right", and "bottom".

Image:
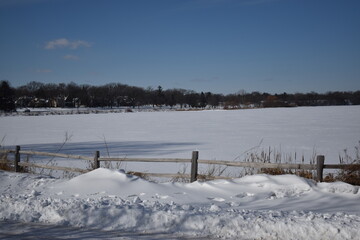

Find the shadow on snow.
[
  {"left": 0, "top": 220, "right": 212, "bottom": 240},
  {"left": 10, "top": 141, "right": 202, "bottom": 158}
]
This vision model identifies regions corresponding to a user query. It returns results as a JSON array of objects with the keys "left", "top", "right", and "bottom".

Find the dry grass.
[
  {"left": 0, "top": 137, "right": 12, "bottom": 171},
  {"left": 126, "top": 171, "right": 151, "bottom": 181},
  {"left": 0, "top": 152, "right": 13, "bottom": 171},
  {"left": 171, "top": 164, "right": 189, "bottom": 183},
  {"left": 331, "top": 142, "right": 360, "bottom": 185},
  {"left": 235, "top": 144, "right": 317, "bottom": 180},
  {"left": 260, "top": 168, "right": 314, "bottom": 179},
  {"left": 335, "top": 165, "right": 360, "bottom": 185},
  {"left": 198, "top": 164, "right": 229, "bottom": 181},
  {"left": 244, "top": 142, "right": 360, "bottom": 186}
]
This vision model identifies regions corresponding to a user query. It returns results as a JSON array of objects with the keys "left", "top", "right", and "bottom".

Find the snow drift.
[{"left": 1, "top": 169, "right": 359, "bottom": 239}]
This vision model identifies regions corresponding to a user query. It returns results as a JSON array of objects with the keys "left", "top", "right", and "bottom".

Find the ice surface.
[{"left": 1, "top": 106, "right": 359, "bottom": 166}]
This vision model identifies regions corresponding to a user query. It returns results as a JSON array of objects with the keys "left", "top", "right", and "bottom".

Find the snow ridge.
[{"left": 1, "top": 169, "right": 359, "bottom": 239}]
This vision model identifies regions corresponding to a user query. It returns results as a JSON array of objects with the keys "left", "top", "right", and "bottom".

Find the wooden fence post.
[
  {"left": 14, "top": 145, "right": 21, "bottom": 172},
  {"left": 190, "top": 151, "right": 199, "bottom": 182},
  {"left": 316, "top": 155, "right": 325, "bottom": 182},
  {"left": 94, "top": 151, "right": 100, "bottom": 169}
]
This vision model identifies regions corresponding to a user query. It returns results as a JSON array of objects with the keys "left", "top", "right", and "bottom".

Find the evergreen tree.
[{"left": 0, "top": 80, "right": 16, "bottom": 112}]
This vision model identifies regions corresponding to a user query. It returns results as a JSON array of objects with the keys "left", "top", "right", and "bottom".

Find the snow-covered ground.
[
  {"left": 0, "top": 169, "right": 359, "bottom": 239},
  {"left": 1, "top": 106, "right": 360, "bottom": 164},
  {"left": 1, "top": 106, "right": 360, "bottom": 239}
]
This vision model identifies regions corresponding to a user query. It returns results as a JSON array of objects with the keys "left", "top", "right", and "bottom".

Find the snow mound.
[
  {"left": 50, "top": 168, "right": 164, "bottom": 198},
  {"left": 235, "top": 174, "right": 314, "bottom": 198},
  {"left": 318, "top": 181, "right": 359, "bottom": 194},
  {"left": 1, "top": 169, "right": 360, "bottom": 239}
]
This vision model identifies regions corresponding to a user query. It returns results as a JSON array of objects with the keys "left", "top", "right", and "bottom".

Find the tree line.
[{"left": 1, "top": 80, "right": 360, "bottom": 112}]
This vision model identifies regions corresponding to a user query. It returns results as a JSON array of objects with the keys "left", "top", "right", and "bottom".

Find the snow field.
[
  {"left": 1, "top": 106, "right": 360, "bottom": 239},
  {"left": 1, "top": 169, "right": 359, "bottom": 239},
  {"left": 1, "top": 105, "right": 360, "bottom": 177}
]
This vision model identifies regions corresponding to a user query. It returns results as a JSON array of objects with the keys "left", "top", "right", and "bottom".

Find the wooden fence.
[{"left": 1, "top": 145, "right": 359, "bottom": 182}]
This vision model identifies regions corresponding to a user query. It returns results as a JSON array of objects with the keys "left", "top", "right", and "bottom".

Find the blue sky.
[{"left": 0, "top": 0, "right": 359, "bottom": 94}]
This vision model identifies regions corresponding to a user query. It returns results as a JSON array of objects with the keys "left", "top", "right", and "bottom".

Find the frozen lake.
[{"left": 1, "top": 105, "right": 359, "bottom": 174}]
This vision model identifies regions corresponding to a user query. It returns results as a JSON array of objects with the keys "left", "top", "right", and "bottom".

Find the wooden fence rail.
[
  {"left": 98, "top": 157, "right": 191, "bottom": 163},
  {"left": 7, "top": 150, "right": 94, "bottom": 161},
  {"left": 1, "top": 145, "right": 359, "bottom": 182}
]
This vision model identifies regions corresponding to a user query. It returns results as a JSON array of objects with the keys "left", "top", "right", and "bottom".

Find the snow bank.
[{"left": 1, "top": 169, "right": 359, "bottom": 239}]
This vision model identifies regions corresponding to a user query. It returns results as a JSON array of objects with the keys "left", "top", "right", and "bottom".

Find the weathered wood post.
[
  {"left": 94, "top": 151, "right": 100, "bottom": 169},
  {"left": 316, "top": 155, "right": 325, "bottom": 182},
  {"left": 14, "top": 145, "right": 21, "bottom": 172},
  {"left": 190, "top": 151, "right": 199, "bottom": 182}
]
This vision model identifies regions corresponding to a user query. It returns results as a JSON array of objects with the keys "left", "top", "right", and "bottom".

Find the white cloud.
[
  {"left": 63, "top": 54, "right": 79, "bottom": 60},
  {"left": 44, "top": 38, "right": 69, "bottom": 49},
  {"left": 70, "top": 40, "right": 92, "bottom": 49},
  {"left": 44, "top": 38, "right": 92, "bottom": 50}
]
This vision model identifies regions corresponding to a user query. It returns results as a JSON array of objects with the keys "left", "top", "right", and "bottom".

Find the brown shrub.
[
  {"left": 335, "top": 165, "right": 360, "bottom": 185},
  {"left": 0, "top": 153, "right": 12, "bottom": 171},
  {"left": 260, "top": 168, "right": 314, "bottom": 180},
  {"left": 127, "top": 171, "right": 150, "bottom": 180}
]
